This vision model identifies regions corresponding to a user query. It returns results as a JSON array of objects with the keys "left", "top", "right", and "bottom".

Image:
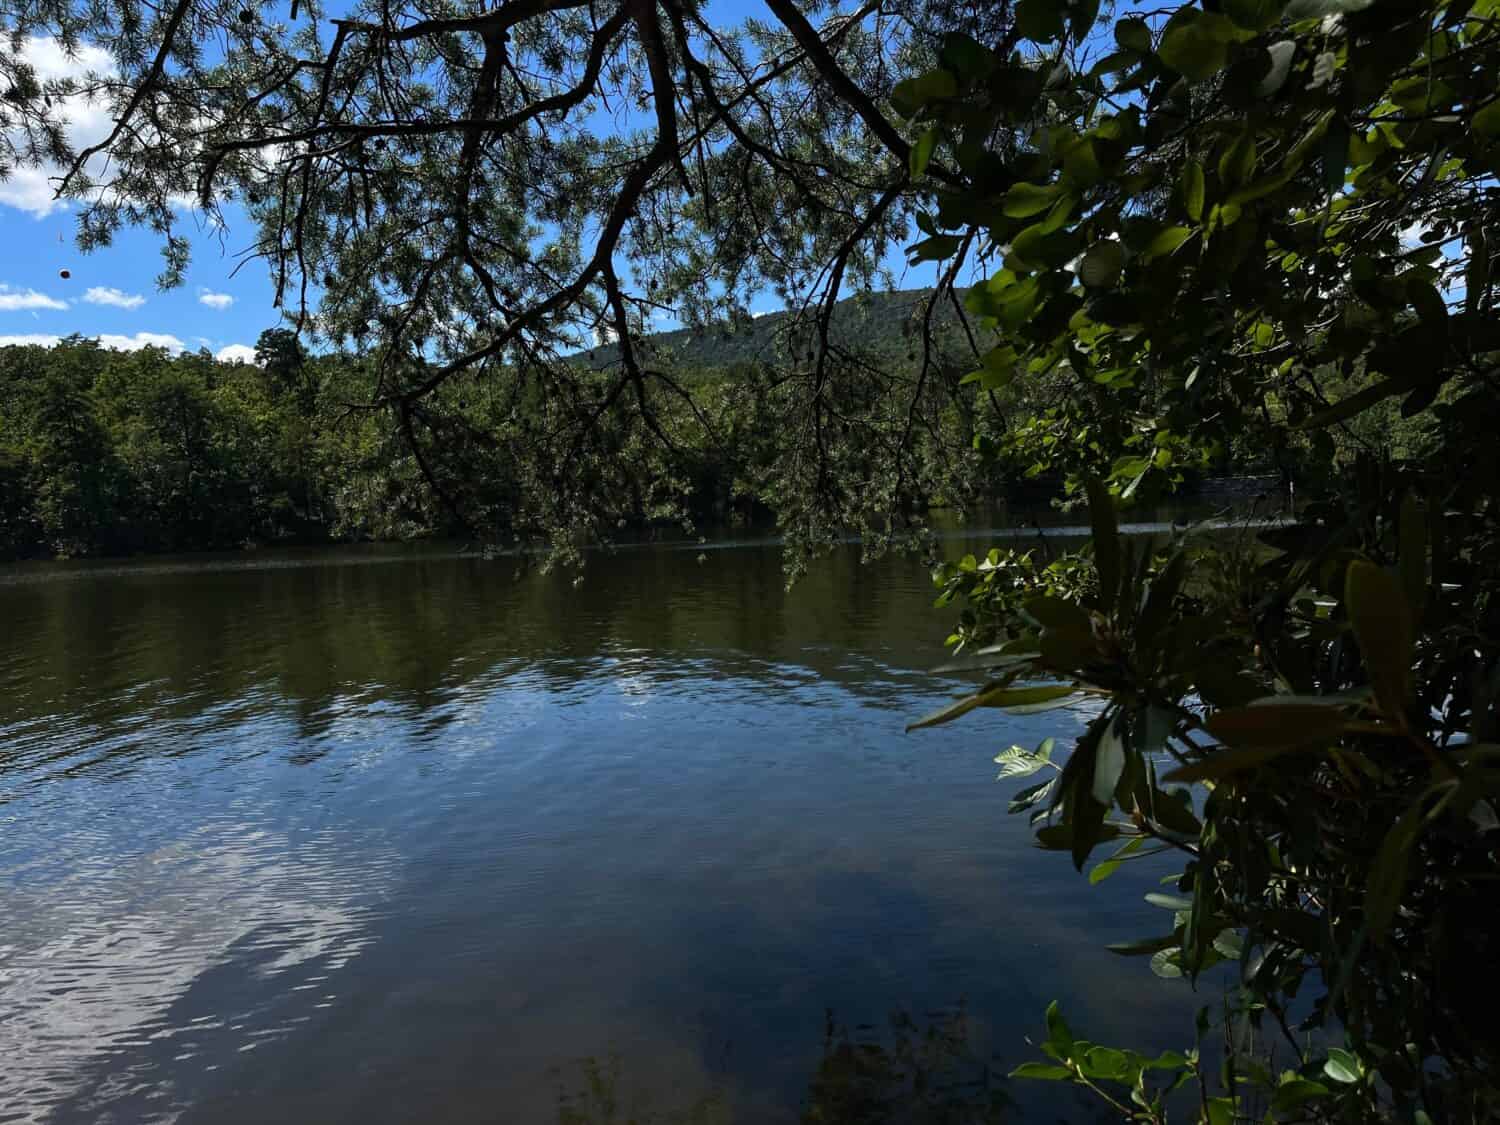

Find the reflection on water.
[{"left": 1, "top": 529, "right": 1209, "bottom": 1123}]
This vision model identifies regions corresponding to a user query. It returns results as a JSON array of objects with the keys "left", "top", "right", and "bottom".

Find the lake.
[{"left": 0, "top": 523, "right": 1219, "bottom": 1123}]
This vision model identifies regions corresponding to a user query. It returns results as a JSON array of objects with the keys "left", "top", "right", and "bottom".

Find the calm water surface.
[{"left": 0, "top": 529, "right": 1212, "bottom": 1123}]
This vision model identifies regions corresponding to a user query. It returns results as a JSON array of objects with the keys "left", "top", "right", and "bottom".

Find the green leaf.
[
  {"left": 1035, "top": 820, "right": 1123, "bottom": 851},
  {"left": 1366, "top": 800, "right": 1422, "bottom": 940},
  {"left": 1163, "top": 743, "right": 1318, "bottom": 782},
  {"left": 1010, "top": 1062, "right": 1072, "bottom": 1080},
  {"left": 1180, "top": 161, "right": 1205, "bottom": 223},
  {"left": 1039, "top": 622, "right": 1097, "bottom": 672},
  {"left": 1283, "top": 0, "right": 1372, "bottom": 18},
  {"left": 1107, "top": 934, "right": 1179, "bottom": 955},
  {"left": 1211, "top": 928, "right": 1244, "bottom": 959},
  {"left": 1025, "top": 596, "right": 1090, "bottom": 630},
  {"left": 1070, "top": 0, "right": 1103, "bottom": 42},
  {"left": 1408, "top": 278, "right": 1447, "bottom": 329},
  {"left": 995, "top": 741, "right": 1055, "bottom": 779},
  {"left": 1045, "top": 1000, "right": 1074, "bottom": 1054},
  {"left": 1203, "top": 702, "right": 1350, "bottom": 748},
  {"left": 1322, "top": 120, "right": 1350, "bottom": 196},
  {"left": 908, "top": 234, "right": 963, "bottom": 262},
  {"left": 891, "top": 69, "right": 959, "bottom": 117},
  {"left": 910, "top": 128, "right": 938, "bottom": 178},
  {"left": 1218, "top": 132, "right": 1257, "bottom": 189},
  {"left": 1145, "top": 892, "right": 1193, "bottom": 910},
  {"left": 908, "top": 683, "right": 1082, "bottom": 730},
  {"left": 1205, "top": 1097, "right": 1235, "bottom": 1125},
  {"left": 1078, "top": 240, "right": 1125, "bottom": 289},
  {"left": 987, "top": 684, "right": 1079, "bottom": 710},
  {"left": 1144, "top": 226, "right": 1194, "bottom": 258},
  {"left": 1271, "top": 1078, "right": 1330, "bottom": 1112},
  {"left": 1475, "top": 100, "right": 1500, "bottom": 139},
  {"left": 1296, "top": 370, "right": 1430, "bottom": 430},
  {"left": 1150, "top": 948, "right": 1184, "bottom": 978},
  {"left": 1149, "top": 787, "right": 1203, "bottom": 836},
  {"left": 1137, "top": 551, "right": 1186, "bottom": 645},
  {"left": 1061, "top": 136, "right": 1102, "bottom": 185},
  {"left": 1345, "top": 560, "right": 1414, "bottom": 720},
  {"left": 1002, "top": 181, "right": 1064, "bottom": 218},
  {"left": 1323, "top": 1048, "right": 1361, "bottom": 1084},
  {"left": 960, "top": 344, "right": 1020, "bottom": 389},
  {"left": 1091, "top": 717, "right": 1126, "bottom": 804},
  {"left": 1009, "top": 223, "right": 1085, "bottom": 270},
  {"left": 1088, "top": 858, "right": 1121, "bottom": 884},
  {"left": 1114, "top": 16, "right": 1152, "bottom": 51},
  {"left": 1017, "top": 0, "right": 1067, "bottom": 42},
  {"left": 1225, "top": 0, "right": 1285, "bottom": 30},
  {"left": 939, "top": 33, "right": 995, "bottom": 82},
  {"left": 1085, "top": 476, "right": 1119, "bottom": 616},
  {"left": 1008, "top": 777, "right": 1056, "bottom": 813},
  {"left": 1159, "top": 13, "right": 1229, "bottom": 80},
  {"left": 1082, "top": 1047, "right": 1130, "bottom": 1080}
]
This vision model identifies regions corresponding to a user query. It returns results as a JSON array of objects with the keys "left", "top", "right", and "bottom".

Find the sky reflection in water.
[{"left": 0, "top": 530, "right": 1210, "bottom": 1123}]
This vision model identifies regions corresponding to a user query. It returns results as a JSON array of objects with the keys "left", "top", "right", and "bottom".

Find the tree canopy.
[{"left": 3, "top": 0, "right": 1007, "bottom": 560}]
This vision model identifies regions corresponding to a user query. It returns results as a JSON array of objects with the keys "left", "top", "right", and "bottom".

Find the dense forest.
[
  {"left": 1, "top": 293, "right": 1001, "bottom": 559},
  {"left": 0, "top": 291, "right": 1082, "bottom": 561},
  {"left": 0, "top": 289, "right": 1409, "bottom": 561}
]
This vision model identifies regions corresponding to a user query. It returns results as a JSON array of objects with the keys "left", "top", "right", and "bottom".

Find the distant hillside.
[{"left": 581, "top": 288, "right": 976, "bottom": 371}]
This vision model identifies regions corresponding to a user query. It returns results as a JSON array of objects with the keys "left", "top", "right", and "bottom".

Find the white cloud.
[
  {"left": 0, "top": 38, "right": 117, "bottom": 218},
  {"left": 198, "top": 290, "right": 235, "bottom": 310},
  {"left": 105, "top": 331, "right": 185, "bottom": 352},
  {"left": 0, "top": 334, "right": 64, "bottom": 347},
  {"left": 0, "top": 284, "right": 69, "bottom": 311},
  {"left": 215, "top": 343, "right": 258, "bottom": 364},
  {"left": 0, "top": 331, "right": 184, "bottom": 352},
  {"left": 82, "top": 285, "right": 146, "bottom": 310},
  {"left": 13, "top": 35, "right": 115, "bottom": 83},
  {"left": 1399, "top": 223, "right": 1428, "bottom": 250}
]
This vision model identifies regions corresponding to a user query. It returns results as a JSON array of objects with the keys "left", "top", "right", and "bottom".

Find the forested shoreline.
[
  {"left": 0, "top": 329, "right": 1225, "bottom": 563},
  {"left": 1, "top": 301, "right": 1372, "bottom": 563}
]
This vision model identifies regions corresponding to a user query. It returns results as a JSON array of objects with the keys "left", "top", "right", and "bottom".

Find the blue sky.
[
  {"left": 0, "top": 12, "right": 940, "bottom": 362},
  {"left": 0, "top": 203, "right": 268, "bottom": 362},
  {"left": 0, "top": 32, "right": 269, "bottom": 358}
]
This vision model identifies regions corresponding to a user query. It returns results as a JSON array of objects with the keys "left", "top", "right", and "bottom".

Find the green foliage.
[
  {"left": 0, "top": 334, "right": 396, "bottom": 557},
  {"left": 0, "top": 296, "right": 999, "bottom": 560},
  {"left": 902, "top": 0, "right": 1500, "bottom": 1118}
]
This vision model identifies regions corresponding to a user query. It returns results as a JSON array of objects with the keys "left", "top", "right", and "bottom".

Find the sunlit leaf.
[
  {"left": 1180, "top": 161, "right": 1205, "bottom": 222},
  {"left": 910, "top": 128, "right": 938, "bottom": 178},
  {"left": 1003, "top": 181, "right": 1064, "bottom": 218},
  {"left": 1323, "top": 1048, "right": 1361, "bottom": 1084},
  {"left": 1091, "top": 716, "right": 1126, "bottom": 804},
  {"left": 1010, "top": 1062, "right": 1072, "bottom": 1080}
]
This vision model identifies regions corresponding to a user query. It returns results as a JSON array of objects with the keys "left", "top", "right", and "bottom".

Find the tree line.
[{"left": 0, "top": 311, "right": 992, "bottom": 560}]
